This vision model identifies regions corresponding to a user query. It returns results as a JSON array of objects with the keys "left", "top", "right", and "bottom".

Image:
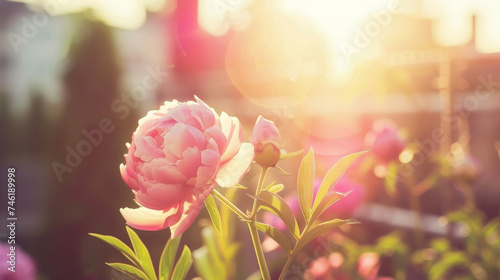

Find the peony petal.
[
  {"left": 216, "top": 143, "right": 254, "bottom": 188},
  {"left": 151, "top": 165, "right": 187, "bottom": 185},
  {"left": 120, "top": 206, "right": 177, "bottom": 231},
  {"left": 135, "top": 183, "right": 187, "bottom": 210},
  {"left": 219, "top": 112, "right": 243, "bottom": 163},
  {"left": 169, "top": 186, "right": 213, "bottom": 238},
  {"left": 164, "top": 123, "right": 206, "bottom": 158},
  {"left": 134, "top": 135, "right": 164, "bottom": 161}
]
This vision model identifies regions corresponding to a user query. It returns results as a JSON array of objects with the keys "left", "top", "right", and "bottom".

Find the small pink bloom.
[
  {"left": 453, "top": 155, "right": 481, "bottom": 183},
  {"left": 0, "top": 243, "right": 37, "bottom": 280},
  {"left": 250, "top": 116, "right": 281, "bottom": 167},
  {"left": 366, "top": 121, "right": 405, "bottom": 162},
  {"left": 357, "top": 252, "right": 380, "bottom": 280},
  {"left": 305, "top": 257, "right": 331, "bottom": 279},
  {"left": 313, "top": 177, "right": 365, "bottom": 220},
  {"left": 120, "top": 97, "right": 254, "bottom": 237}
]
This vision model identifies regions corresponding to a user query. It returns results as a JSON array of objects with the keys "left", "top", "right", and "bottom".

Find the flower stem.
[
  {"left": 248, "top": 223, "right": 271, "bottom": 280},
  {"left": 212, "top": 189, "right": 248, "bottom": 221},
  {"left": 277, "top": 223, "right": 310, "bottom": 280},
  {"left": 250, "top": 167, "right": 269, "bottom": 219},
  {"left": 248, "top": 167, "right": 271, "bottom": 280}
]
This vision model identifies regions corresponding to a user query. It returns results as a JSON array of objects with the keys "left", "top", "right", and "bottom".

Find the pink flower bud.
[
  {"left": 251, "top": 116, "right": 281, "bottom": 167},
  {"left": 366, "top": 121, "right": 405, "bottom": 162}
]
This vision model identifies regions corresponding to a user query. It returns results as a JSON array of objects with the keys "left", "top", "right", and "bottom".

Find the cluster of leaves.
[
  {"left": 90, "top": 227, "right": 192, "bottom": 280},
  {"left": 193, "top": 188, "right": 241, "bottom": 280},
  {"left": 248, "top": 149, "right": 365, "bottom": 256},
  {"left": 412, "top": 210, "right": 500, "bottom": 280}
]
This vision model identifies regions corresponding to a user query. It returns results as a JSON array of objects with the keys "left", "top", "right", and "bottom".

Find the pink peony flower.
[
  {"left": 366, "top": 121, "right": 405, "bottom": 163},
  {"left": 0, "top": 243, "right": 37, "bottom": 280},
  {"left": 250, "top": 116, "right": 282, "bottom": 168},
  {"left": 119, "top": 97, "right": 254, "bottom": 237}
]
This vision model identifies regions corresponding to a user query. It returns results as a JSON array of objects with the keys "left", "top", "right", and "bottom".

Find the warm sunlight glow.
[{"left": 12, "top": 0, "right": 168, "bottom": 29}]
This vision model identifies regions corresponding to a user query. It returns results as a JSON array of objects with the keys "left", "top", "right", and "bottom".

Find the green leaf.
[
  {"left": 171, "top": 246, "right": 193, "bottom": 280},
  {"left": 384, "top": 161, "right": 398, "bottom": 197},
  {"left": 312, "top": 151, "right": 366, "bottom": 211},
  {"left": 265, "top": 183, "right": 285, "bottom": 194},
  {"left": 310, "top": 191, "right": 349, "bottom": 223},
  {"left": 159, "top": 234, "right": 182, "bottom": 280},
  {"left": 295, "top": 218, "right": 358, "bottom": 253},
  {"left": 89, "top": 233, "right": 140, "bottom": 267},
  {"left": 219, "top": 188, "right": 239, "bottom": 245},
  {"left": 298, "top": 148, "right": 315, "bottom": 223},
  {"left": 280, "top": 149, "right": 304, "bottom": 160},
  {"left": 256, "top": 190, "right": 300, "bottom": 237},
  {"left": 106, "top": 263, "right": 149, "bottom": 280},
  {"left": 205, "top": 194, "right": 222, "bottom": 235},
  {"left": 428, "top": 251, "right": 469, "bottom": 280},
  {"left": 252, "top": 222, "right": 294, "bottom": 254},
  {"left": 126, "top": 226, "right": 157, "bottom": 280},
  {"left": 193, "top": 246, "right": 219, "bottom": 280},
  {"left": 201, "top": 227, "right": 225, "bottom": 274},
  {"left": 275, "top": 165, "right": 291, "bottom": 176}
]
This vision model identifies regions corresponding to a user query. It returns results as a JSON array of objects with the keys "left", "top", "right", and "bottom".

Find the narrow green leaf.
[
  {"left": 89, "top": 233, "right": 140, "bottom": 267},
  {"left": 106, "top": 263, "right": 149, "bottom": 280},
  {"left": 312, "top": 151, "right": 366, "bottom": 211},
  {"left": 309, "top": 191, "right": 349, "bottom": 223},
  {"left": 235, "top": 184, "right": 248, "bottom": 190},
  {"left": 193, "top": 246, "right": 218, "bottom": 280},
  {"left": 201, "top": 227, "right": 225, "bottom": 274},
  {"left": 126, "top": 226, "right": 157, "bottom": 280},
  {"left": 275, "top": 165, "right": 291, "bottom": 176},
  {"left": 428, "top": 252, "right": 469, "bottom": 280},
  {"left": 384, "top": 161, "right": 398, "bottom": 197},
  {"left": 204, "top": 194, "right": 222, "bottom": 235},
  {"left": 219, "top": 188, "right": 238, "bottom": 245},
  {"left": 171, "top": 246, "right": 193, "bottom": 280},
  {"left": 265, "top": 184, "right": 285, "bottom": 194},
  {"left": 280, "top": 149, "right": 304, "bottom": 160},
  {"left": 159, "top": 234, "right": 182, "bottom": 280},
  {"left": 296, "top": 219, "right": 358, "bottom": 253},
  {"left": 298, "top": 148, "right": 315, "bottom": 223},
  {"left": 252, "top": 222, "right": 294, "bottom": 254},
  {"left": 256, "top": 190, "right": 300, "bottom": 237}
]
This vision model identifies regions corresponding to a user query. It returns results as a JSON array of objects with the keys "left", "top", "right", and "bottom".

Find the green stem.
[
  {"left": 248, "top": 223, "right": 271, "bottom": 280},
  {"left": 278, "top": 224, "right": 311, "bottom": 280},
  {"left": 247, "top": 167, "right": 271, "bottom": 280},
  {"left": 250, "top": 167, "right": 269, "bottom": 219},
  {"left": 212, "top": 189, "right": 248, "bottom": 221}
]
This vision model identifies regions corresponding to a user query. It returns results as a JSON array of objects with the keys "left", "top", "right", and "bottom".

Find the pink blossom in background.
[
  {"left": 120, "top": 97, "right": 254, "bottom": 237},
  {"left": 250, "top": 116, "right": 282, "bottom": 167},
  {"left": 453, "top": 154, "right": 482, "bottom": 183},
  {"left": 366, "top": 120, "right": 405, "bottom": 163},
  {"left": 0, "top": 243, "right": 36, "bottom": 280},
  {"left": 304, "top": 252, "right": 393, "bottom": 280},
  {"left": 313, "top": 177, "right": 365, "bottom": 220}
]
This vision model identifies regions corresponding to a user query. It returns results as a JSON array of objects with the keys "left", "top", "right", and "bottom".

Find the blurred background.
[{"left": 1, "top": 0, "right": 500, "bottom": 279}]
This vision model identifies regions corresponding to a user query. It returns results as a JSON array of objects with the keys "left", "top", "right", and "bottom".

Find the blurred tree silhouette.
[{"left": 30, "top": 17, "right": 140, "bottom": 280}]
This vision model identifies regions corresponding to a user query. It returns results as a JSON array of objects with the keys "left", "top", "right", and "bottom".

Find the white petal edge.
[
  {"left": 215, "top": 143, "right": 254, "bottom": 188},
  {"left": 219, "top": 112, "right": 242, "bottom": 162},
  {"left": 120, "top": 206, "right": 175, "bottom": 231}
]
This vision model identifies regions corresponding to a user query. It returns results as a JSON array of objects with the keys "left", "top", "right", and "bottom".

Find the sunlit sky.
[{"left": 5, "top": 0, "right": 500, "bottom": 114}]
